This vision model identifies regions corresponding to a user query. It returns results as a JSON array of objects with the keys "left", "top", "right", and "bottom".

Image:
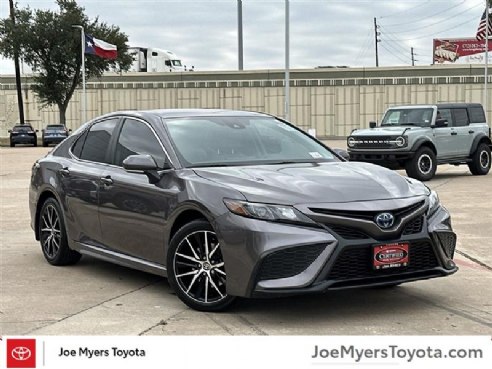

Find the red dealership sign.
[{"left": 433, "top": 38, "right": 492, "bottom": 63}]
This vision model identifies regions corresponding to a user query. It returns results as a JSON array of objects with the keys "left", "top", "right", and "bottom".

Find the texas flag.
[{"left": 85, "top": 34, "right": 117, "bottom": 60}]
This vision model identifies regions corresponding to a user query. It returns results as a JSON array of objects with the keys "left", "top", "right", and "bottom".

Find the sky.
[{"left": 0, "top": 0, "right": 488, "bottom": 74}]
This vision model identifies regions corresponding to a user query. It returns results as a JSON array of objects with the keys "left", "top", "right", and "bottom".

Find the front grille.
[
  {"left": 436, "top": 232, "right": 456, "bottom": 258},
  {"left": 309, "top": 201, "right": 425, "bottom": 222},
  {"left": 402, "top": 216, "right": 424, "bottom": 235},
  {"left": 325, "top": 224, "right": 369, "bottom": 240},
  {"left": 257, "top": 244, "right": 326, "bottom": 281},
  {"left": 326, "top": 240, "right": 439, "bottom": 281},
  {"left": 350, "top": 136, "right": 400, "bottom": 149}
]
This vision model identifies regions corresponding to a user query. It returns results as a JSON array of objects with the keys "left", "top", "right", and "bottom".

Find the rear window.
[
  {"left": 469, "top": 107, "right": 486, "bottom": 123},
  {"left": 13, "top": 125, "right": 33, "bottom": 132}
]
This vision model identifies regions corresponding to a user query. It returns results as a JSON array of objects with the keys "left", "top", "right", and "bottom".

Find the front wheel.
[
  {"left": 405, "top": 147, "right": 437, "bottom": 181},
  {"left": 468, "top": 143, "right": 491, "bottom": 175},
  {"left": 167, "top": 220, "right": 235, "bottom": 311},
  {"left": 38, "top": 198, "right": 81, "bottom": 265}
]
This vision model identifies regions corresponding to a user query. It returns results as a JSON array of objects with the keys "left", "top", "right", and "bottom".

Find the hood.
[
  {"left": 193, "top": 162, "right": 428, "bottom": 205},
  {"left": 352, "top": 126, "right": 424, "bottom": 136}
]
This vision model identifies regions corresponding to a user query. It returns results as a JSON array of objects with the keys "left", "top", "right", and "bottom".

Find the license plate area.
[{"left": 373, "top": 243, "right": 409, "bottom": 270}]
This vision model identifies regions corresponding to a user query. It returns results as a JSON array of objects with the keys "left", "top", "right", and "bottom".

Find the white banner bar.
[{"left": 1, "top": 336, "right": 490, "bottom": 369}]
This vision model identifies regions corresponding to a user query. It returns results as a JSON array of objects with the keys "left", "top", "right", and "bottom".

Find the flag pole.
[
  {"left": 485, "top": 1, "right": 489, "bottom": 115},
  {"left": 72, "top": 25, "right": 86, "bottom": 124}
]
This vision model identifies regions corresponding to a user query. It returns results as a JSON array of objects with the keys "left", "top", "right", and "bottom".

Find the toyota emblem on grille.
[
  {"left": 11, "top": 346, "right": 32, "bottom": 361},
  {"left": 375, "top": 212, "right": 394, "bottom": 229}
]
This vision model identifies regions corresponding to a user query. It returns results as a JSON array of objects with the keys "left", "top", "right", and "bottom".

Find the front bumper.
[
  {"left": 216, "top": 203, "right": 457, "bottom": 298},
  {"left": 348, "top": 149, "right": 415, "bottom": 168}
]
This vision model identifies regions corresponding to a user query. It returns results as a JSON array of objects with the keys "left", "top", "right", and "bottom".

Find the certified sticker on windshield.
[{"left": 309, "top": 152, "right": 323, "bottom": 159}]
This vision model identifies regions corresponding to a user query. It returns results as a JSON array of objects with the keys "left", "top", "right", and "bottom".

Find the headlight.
[
  {"left": 224, "top": 199, "right": 315, "bottom": 224},
  {"left": 347, "top": 137, "right": 356, "bottom": 148},
  {"left": 427, "top": 190, "right": 440, "bottom": 216},
  {"left": 395, "top": 136, "right": 406, "bottom": 147}
]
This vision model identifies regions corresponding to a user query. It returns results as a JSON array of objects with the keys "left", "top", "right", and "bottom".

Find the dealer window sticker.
[{"left": 309, "top": 152, "right": 323, "bottom": 159}]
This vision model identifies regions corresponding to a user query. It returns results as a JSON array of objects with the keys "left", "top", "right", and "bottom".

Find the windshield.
[
  {"left": 164, "top": 116, "right": 337, "bottom": 167},
  {"left": 381, "top": 108, "right": 434, "bottom": 127},
  {"left": 171, "top": 60, "right": 182, "bottom": 67}
]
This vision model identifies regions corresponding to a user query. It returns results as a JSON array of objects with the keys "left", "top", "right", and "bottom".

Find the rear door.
[
  {"left": 451, "top": 108, "right": 473, "bottom": 157},
  {"left": 61, "top": 118, "right": 119, "bottom": 246}
]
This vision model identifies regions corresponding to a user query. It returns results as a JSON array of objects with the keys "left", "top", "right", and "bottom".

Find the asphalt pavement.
[{"left": 0, "top": 144, "right": 491, "bottom": 335}]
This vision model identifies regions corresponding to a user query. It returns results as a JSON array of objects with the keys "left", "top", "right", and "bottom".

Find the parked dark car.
[
  {"left": 29, "top": 110, "right": 458, "bottom": 311},
  {"left": 42, "top": 124, "right": 71, "bottom": 147},
  {"left": 9, "top": 124, "right": 38, "bottom": 147}
]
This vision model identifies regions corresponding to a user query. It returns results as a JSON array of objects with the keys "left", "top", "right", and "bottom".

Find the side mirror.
[
  {"left": 332, "top": 148, "right": 350, "bottom": 161},
  {"left": 8, "top": 130, "right": 12, "bottom": 133},
  {"left": 123, "top": 154, "right": 158, "bottom": 171},
  {"left": 69, "top": 129, "right": 72, "bottom": 132},
  {"left": 433, "top": 119, "right": 448, "bottom": 128},
  {"left": 369, "top": 121, "right": 377, "bottom": 128},
  {"left": 35, "top": 129, "right": 39, "bottom": 133}
]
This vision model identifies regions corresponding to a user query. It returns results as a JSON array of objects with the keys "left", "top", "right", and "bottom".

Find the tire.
[
  {"left": 468, "top": 143, "right": 491, "bottom": 176},
  {"left": 33, "top": 140, "right": 38, "bottom": 147},
  {"left": 43, "top": 140, "right": 48, "bottom": 147},
  {"left": 405, "top": 147, "right": 437, "bottom": 181},
  {"left": 167, "top": 220, "right": 235, "bottom": 311},
  {"left": 38, "top": 197, "right": 81, "bottom": 266},
  {"left": 10, "top": 141, "right": 14, "bottom": 147}
]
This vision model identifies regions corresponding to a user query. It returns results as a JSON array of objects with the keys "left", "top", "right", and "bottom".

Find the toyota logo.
[
  {"left": 375, "top": 212, "right": 394, "bottom": 229},
  {"left": 11, "top": 346, "right": 32, "bottom": 361}
]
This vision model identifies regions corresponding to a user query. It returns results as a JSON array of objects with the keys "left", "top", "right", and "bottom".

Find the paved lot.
[{"left": 1, "top": 145, "right": 491, "bottom": 335}]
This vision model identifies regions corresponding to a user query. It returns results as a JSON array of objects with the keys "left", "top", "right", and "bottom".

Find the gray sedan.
[{"left": 29, "top": 109, "right": 458, "bottom": 311}]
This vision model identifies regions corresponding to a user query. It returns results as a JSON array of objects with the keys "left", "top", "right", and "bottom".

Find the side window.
[
  {"left": 114, "top": 119, "right": 167, "bottom": 168},
  {"left": 79, "top": 119, "right": 118, "bottom": 163},
  {"left": 71, "top": 131, "right": 88, "bottom": 158},
  {"left": 469, "top": 107, "right": 486, "bottom": 123},
  {"left": 452, "top": 109, "right": 469, "bottom": 127},
  {"left": 437, "top": 109, "right": 453, "bottom": 126}
]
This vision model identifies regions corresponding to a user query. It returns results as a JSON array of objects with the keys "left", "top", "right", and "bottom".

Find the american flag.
[{"left": 476, "top": 8, "right": 492, "bottom": 40}]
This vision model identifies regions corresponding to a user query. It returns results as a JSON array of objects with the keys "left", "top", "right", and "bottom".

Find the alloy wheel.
[
  {"left": 480, "top": 150, "right": 490, "bottom": 169},
  {"left": 418, "top": 154, "right": 432, "bottom": 175},
  {"left": 173, "top": 230, "right": 227, "bottom": 304},
  {"left": 40, "top": 204, "right": 61, "bottom": 259}
]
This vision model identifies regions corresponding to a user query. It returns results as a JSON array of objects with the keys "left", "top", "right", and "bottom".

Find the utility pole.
[
  {"left": 411, "top": 47, "right": 416, "bottom": 66},
  {"left": 237, "top": 0, "right": 243, "bottom": 70},
  {"left": 374, "top": 17, "right": 380, "bottom": 67},
  {"left": 9, "top": 0, "right": 25, "bottom": 125},
  {"left": 284, "top": 0, "right": 290, "bottom": 121}
]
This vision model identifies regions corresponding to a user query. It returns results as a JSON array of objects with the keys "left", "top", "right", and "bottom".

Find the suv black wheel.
[
  {"left": 38, "top": 197, "right": 81, "bottom": 265},
  {"left": 167, "top": 220, "right": 235, "bottom": 312},
  {"left": 468, "top": 143, "right": 491, "bottom": 175},
  {"left": 405, "top": 147, "right": 437, "bottom": 181}
]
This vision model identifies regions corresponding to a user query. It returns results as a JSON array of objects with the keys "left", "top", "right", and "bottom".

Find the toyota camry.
[{"left": 29, "top": 109, "right": 458, "bottom": 311}]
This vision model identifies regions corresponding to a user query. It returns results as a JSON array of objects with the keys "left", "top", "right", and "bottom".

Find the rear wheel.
[
  {"left": 405, "top": 147, "right": 436, "bottom": 181},
  {"left": 33, "top": 140, "right": 38, "bottom": 147},
  {"left": 10, "top": 141, "right": 14, "bottom": 147},
  {"left": 167, "top": 220, "right": 235, "bottom": 311},
  {"left": 468, "top": 143, "right": 491, "bottom": 175},
  {"left": 42, "top": 140, "right": 48, "bottom": 147},
  {"left": 38, "top": 198, "right": 81, "bottom": 265}
]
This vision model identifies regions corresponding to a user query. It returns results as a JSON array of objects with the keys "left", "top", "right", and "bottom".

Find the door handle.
[
  {"left": 59, "top": 167, "right": 70, "bottom": 176},
  {"left": 100, "top": 176, "right": 113, "bottom": 186},
  {"left": 451, "top": 132, "right": 458, "bottom": 135},
  {"left": 468, "top": 130, "right": 474, "bottom": 134}
]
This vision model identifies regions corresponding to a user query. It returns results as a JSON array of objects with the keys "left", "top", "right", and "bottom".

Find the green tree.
[{"left": 0, "top": 0, "right": 133, "bottom": 125}]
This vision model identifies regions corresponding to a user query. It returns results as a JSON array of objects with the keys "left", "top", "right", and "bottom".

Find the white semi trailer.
[{"left": 129, "top": 47, "right": 192, "bottom": 72}]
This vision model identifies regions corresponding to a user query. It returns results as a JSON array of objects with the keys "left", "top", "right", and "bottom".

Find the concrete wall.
[{"left": 1, "top": 65, "right": 490, "bottom": 138}]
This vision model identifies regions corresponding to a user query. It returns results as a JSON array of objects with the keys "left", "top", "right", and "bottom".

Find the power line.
[
  {"left": 379, "top": 0, "right": 432, "bottom": 19},
  {"left": 383, "top": 0, "right": 468, "bottom": 27},
  {"left": 379, "top": 42, "right": 412, "bottom": 65},
  {"left": 381, "top": 2, "right": 482, "bottom": 34}
]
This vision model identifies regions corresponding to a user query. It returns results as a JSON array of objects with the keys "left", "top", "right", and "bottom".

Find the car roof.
[
  {"left": 94, "top": 109, "right": 271, "bottom": 121},
  {"left": 387, "top": 103, "right": 483, "bottom": 110},
  {"left": 12, "top": 124, "right": 33, "bottom": 127}
]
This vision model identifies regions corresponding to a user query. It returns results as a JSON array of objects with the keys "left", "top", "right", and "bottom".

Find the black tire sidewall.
[
  {"left": 471, "top": 144, "right": 491, "bottom": 175},
  {"left": 167, "top": 219, "right": 235, "bottom": 312},
  {"left": 407, "top": 147, "right": 436, "bottom": 181}
]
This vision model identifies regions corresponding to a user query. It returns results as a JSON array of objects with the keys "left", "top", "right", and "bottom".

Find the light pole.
[
  {"left": 72, "top": 25, "right": 87, "bottom": 124},
  {"left": 238, "top": 0, "right": 243, "bottom": 70},
  {"left": 284, "top": 0, "right": 290, "bottom": 121}
]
